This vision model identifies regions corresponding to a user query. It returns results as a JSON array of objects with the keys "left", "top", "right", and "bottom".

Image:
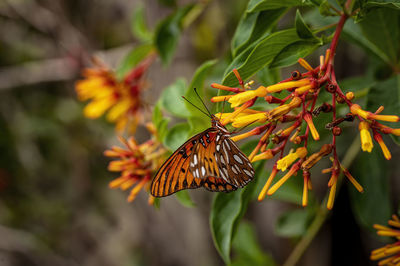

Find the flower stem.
[{"left": 283, "top": 136, "right": 360, "bottom": 266}]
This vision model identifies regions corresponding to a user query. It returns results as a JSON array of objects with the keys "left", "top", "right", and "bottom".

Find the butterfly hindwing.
[{"left": 215, "top": 135, "right": 255, "bottom": 187}]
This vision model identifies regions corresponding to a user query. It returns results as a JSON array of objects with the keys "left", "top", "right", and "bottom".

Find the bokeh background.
[{"left": 0, "top": 0, "right": 399, "bottom": 265}]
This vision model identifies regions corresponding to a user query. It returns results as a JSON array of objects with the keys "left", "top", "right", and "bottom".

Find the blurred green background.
[{"left": 0, "top": 0, "right": 399, "bottom": 265}]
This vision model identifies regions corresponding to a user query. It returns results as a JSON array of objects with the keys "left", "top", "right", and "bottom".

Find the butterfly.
[{"left": 150, "top": 92, "right": 255, "bottom": 197}]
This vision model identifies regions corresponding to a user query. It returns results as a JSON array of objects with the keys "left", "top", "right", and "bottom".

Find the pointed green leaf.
[
  {"left": 247, "top": 0, "right": 311, "bottom": 12},
  {"left": 358, "top": 7, "right": 400, "bottom": 66},
  {"left": 175, "top": 190, "right": 196, "bottom": 208},
  {"left": 295, "top": 9, "right": 315, "bottom": 39},
  {"left": 116, "top": 44, "right": 154, "bottom": 79},
  {"left": 131, "top": 5, "right": 153, "bottom": 42},
  {"left": 163, "top": 123, "right": 190, "bottom": 151},
  {"left": 222, "top": 29, "right": 322, "bottom": 87},
  {"left": 210, "top": 161, "right": 264, "bottom": 264},
  {"left": 231, "top": 8, "right": 288, "bottom": 56},
  {"left": 154, "top": 4, "right": 195, "bottom": 64},
  {"left": 160, "top": 78, "right": 189, "bottom": 118},
  {"left": 231, "top": 222, "right": 276, "bottom": 266}
]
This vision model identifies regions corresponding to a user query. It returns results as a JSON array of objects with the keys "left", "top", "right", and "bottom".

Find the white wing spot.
[
  {"left": 216, "top": 144, "right": 220, "bottom": 151},
  {"left": 195, "top": 169, "right": 200, "bottom": 178},
  {"left": 233, "top": 154, "right": 243, "bottom": 164},
  {"left": 220, "top": 155, "right": 225, "bottom": 164},
  {"left": 216, "top": 135, "right": 220, "bottom": 142},
  {"left": 243, "top": 169, "right": 252, "bottom": 177},
  {"left": 201, "top": 166, "right": 206, "bottom": 176},
  {"left": 234, "top": 164, "right": 240, "bottom": 173},
  {"left": 193, "top": 154, "right": 198, "bottom": 165},
  {"left": 232, "top": 166, "right": 238, "bottom": 174},
  {"left": 190, "top": 162, "right": 195, "bottom": 168}
]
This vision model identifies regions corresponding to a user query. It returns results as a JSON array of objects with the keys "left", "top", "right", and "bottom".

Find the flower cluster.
[
  {"left": 75, "top": 55, "right": 155, "bottom": 133},
  {"left": 104, "top": 123, "right": 166, "bottom": 203},
  {"left": 211, "top": 49, "right": 400, "bottom": 209},
  {"left": 371, "top": 214, "right": 400, "bottom": 265}
]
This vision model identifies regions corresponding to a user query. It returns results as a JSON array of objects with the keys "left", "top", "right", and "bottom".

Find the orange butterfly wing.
[{"left": 150, "top": 128, "right": 237, "bottom": 197}]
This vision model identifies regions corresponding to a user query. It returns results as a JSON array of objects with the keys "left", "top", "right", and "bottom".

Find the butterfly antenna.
[
  {"left": 181, "top": 96, "right": 211, "bottom": 118},
  {"left": 220, "top": 97, "right": 227, "bottom": 120},
  {"left": 194, "top": 88, "right": 213, "bottom": 117}
]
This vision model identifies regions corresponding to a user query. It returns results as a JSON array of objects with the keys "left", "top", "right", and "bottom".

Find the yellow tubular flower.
[
  {"left": 298, "top": 58, "right": 314, "bottom": 71},
  {"left": 277, "top": 147, "right": 307, "bottom": 171},
  {"left": 267, "top": 97, "right": 302, "bottom": 120},
  {"left": 268, "top": 163, "right": 300, "bottom": 195},
  {"left": 303, "top": 112, "right": 320, "bottom": 141},
  {"left": 232, "top": 112, "right": 268, "bottom": 128},
  {"left": 359, "top": 121, "right": 373, "bottom": 152},
  {"left": 228, "top": 86, "right": 267, "bottom": 107},
  {"left": 371, "top": 215, "right": 400, "bottom": 265},
  {"left": 266, "top": 79, "right": 310, "bottom": 94},
  {"left": 251, "top": 149, "right": 274, "bottom": 162},
  {"left": 258, "top": 166, "right": 278, "bottom": 201},
  {"left": 373, "top": 132, "right": 391, "bottom": 160},
  {"left": 351, "top": 104, "right": 400, "bottom": 122}
]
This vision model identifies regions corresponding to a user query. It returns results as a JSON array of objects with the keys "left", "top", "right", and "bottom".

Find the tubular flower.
[
  {"left": 373, "top": 131, "right": 392, "bottom": 160},
  {"left": 277, "top": 147, "right": 307, "bottom": 171},
  {"left": 104, "top": 123, "right": 167, "bottom": 203},
  {"left": 371, "top": 215, "right": 400, "bottom": 265},
  {"left": 75, "top": 55, "right": 155, "bottom": 133},
  {"left": 359, "top": 121, "right": 373, "bottom": 152},
  {"left": 211, "top": 53, "right": 400, "bottom": 209}
]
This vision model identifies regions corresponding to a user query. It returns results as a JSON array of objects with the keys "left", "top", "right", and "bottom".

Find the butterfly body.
[{"left": 150, "top": 116, "right": 255, "bottom": 197}]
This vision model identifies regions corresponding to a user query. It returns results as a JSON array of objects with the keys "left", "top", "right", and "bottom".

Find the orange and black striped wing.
[
  {"left": 150, "top": 130, "right": 211, "bottom": 197},
  {"left": 189, "top": 130, "right": 237, "bottom": 193}
]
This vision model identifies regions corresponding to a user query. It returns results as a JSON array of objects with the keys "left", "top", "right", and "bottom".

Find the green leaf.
[
  {"left": 366, "top": 75, "right": 400, "bottom": 145},
  {"left": 154, "top": 4, "right": 195, "bottom": 64},
  {"left": 275, "top": 209, "right": 314, "bottom": 237},
  {"left": 318, "top": 0, "right": 337, "bottom": 16},
  {"left": 153, "top": 197, "right": 161, "bottom": 209},
  {"left": 153, "top": 101, "right": 170, "bottom": 142},
  {"left": 116, "top": 44, "right": 154, "bottom": 79},
  {"left": 247, "top": 0, "right": 311, "bottom": 12},
  {"left": 160, "top": 78, "right": 188, "bottom": 118},
  {"left": 349, "top": 148, "right": 392, "bottom": 229},
  {"left": 175, "top": 190, "right": 196, "bottom": 208},
  {"left": 358, "top": 7, "right": 400, "bottom": 66},
  {"left": 256, "top": 67, "right": 281, "bottom": 85},
  {"left": 210, "top": 161, "right": 264, "bottom": 264},
  {"left": 362, "top": 0, "right": 400, "bottom": 10},
  {"left": 295, "top": 9, "right": 315, "bottom": 39},
  {"left": 131, "top": 5, "right": 152, "bottom": 42},
  {"left": 270, "top": 40, "right": 320, "bottom": 68},
  {"left": 231, "top": 8, "right": 288, "bottom": 56},
  {"left": 163, "top": 123, "right": 190, "bottom": 151},
  {"left": 222, "top": 29, "right": 321, "bottom": 87},
  {"left": 231, "top": 222, "right": 276, "bottom": 266}
]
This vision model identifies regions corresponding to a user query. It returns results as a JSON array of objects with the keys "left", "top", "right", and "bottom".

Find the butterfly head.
[{"left": 211, "top": 115, "right": 230, "bottom": 134}]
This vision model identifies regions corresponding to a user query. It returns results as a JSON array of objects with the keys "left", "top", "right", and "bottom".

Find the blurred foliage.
[{"left": 1, "top": 0, "right": 400, "bottom": 265}]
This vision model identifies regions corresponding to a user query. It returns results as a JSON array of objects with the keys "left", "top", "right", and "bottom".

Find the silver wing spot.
[
  {"left": 233, "top": 154, "right": 243, "bottom": 164},
  {"left": 193, "top": 154, "right": 198, "bottom": 165},
  {"left": 216, "top": 144, "right": 220, "bottom": 151},
  {"left": 243, "top": 169, "right": 252, "bottom": 177},
  {"left": 220, "top": 154, "right": 225, "bottom": 164},
  {"left": 232, "top": 166, "right": 239, "bottom": 174},
  {"left": 201, "top": 166, "right": 206, "bottom": 176}
]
